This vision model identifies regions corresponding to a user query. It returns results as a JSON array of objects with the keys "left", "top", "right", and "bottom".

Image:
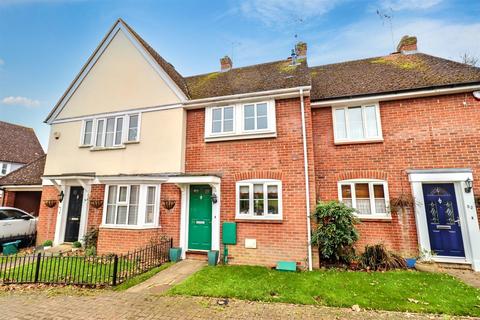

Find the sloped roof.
[
  {"left": 310, "top": 53, "right": 480, "bottom": 101},
  {"left": 0, "top": 121, "right": 44, "bottom": 164},
  {"left": 185, "top": 59, "right": 311, "bottom": 100},
  {"left": 120, "top": 19, "right": 190, "bottom": 98},
  {"left": 0, "top": 155, "right": 46, "bottom": 186}
]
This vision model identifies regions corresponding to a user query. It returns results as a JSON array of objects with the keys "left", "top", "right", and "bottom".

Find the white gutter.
[
  {"left": 299, "top": 88, "right": 313, "bottom": 271},
  {"left": 311, "top": 84, "right": 480, "bottom": 107}
]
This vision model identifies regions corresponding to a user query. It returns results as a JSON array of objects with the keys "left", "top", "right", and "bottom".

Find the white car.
[{"left": 0, "top": 207, "right": 37, "bottom": 240}]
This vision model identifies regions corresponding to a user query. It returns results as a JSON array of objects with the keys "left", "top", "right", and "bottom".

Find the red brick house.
[
  {"left": 38, "top": 19, "right": 480, "bottom": 271},
  {"left": 0, "top": 121, "right": 45, "bottom": 215}
]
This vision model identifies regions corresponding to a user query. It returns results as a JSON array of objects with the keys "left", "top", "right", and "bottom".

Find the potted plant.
[
  {"left": 169, "top": 247, "right": 182, "bottom": 262},
  {"left": 72, "top": 241, "right": 82, "bottom": 252},
  {"left": 43, "top": 240, "right": 53, "bottom": 250}
]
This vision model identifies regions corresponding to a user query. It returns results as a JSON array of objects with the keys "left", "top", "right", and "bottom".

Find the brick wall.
[
  {"left": 96, "top": 183, "right": 181, "bottom": 254},
  {"left": 185, "top": 98, "right": 313, "bottom": 267},
  {"left": 37, "top": 186, "right": 59, "bottom": 244},
  {"left": 312, "top": 92, "right": 480, "bottom": 257},
  {"left": 2, "top": 190, "right": 16, "bottom": 207}
]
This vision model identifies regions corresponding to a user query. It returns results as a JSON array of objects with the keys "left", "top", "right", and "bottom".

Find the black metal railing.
[
  {"left": 0, "top": 238, "right": 172, "bottom": 287},
  {"left": 0, "top": 232, "right": 36, "bottom": 247}
]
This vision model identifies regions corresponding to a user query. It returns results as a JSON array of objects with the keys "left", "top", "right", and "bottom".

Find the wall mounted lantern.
[
  {"left": 465, "top": 178, "right": 473, "bottom": 193},
  {"left": 58, "top": 190, "right": 65, "bottom": 203},
  {"left": 211, "top": 193, "right": 218, "bottom": 204}
]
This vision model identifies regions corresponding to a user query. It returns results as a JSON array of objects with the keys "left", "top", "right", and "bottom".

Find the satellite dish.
[{"left": 473, "top": 91, "right": 480, "bottom": 100}]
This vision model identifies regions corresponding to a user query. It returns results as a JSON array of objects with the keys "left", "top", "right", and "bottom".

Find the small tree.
[
  {"left": 311, "top": 201, "right": 359, "bottom": 266},
  {"left": 461, "top": 52, "right": 479, "bottom": 67}
]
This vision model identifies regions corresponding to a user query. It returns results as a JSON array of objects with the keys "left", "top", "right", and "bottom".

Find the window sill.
[
  {"left": 356, "top": 215, "right": 392, "bottom": 222},
  {"left": 205, "top": 131, "right": 276, "bottom": 142},
  {"left": 334, "top": 138, "right": 384, "bottom": 146},
  {"left": 123, "top": 140, "right": 140, "bottom": 145},
  {"left": 79, "top": 144, "right": 93, "bottom": 149},
  {"left": 90, "top": 146, "right": 126, "bottom": 152},
  {"left": 235, "top": 217, "right": 283, "bottom": 223},
  {"left": 100, "top": 225, "right": 161, "bottom": 230}
]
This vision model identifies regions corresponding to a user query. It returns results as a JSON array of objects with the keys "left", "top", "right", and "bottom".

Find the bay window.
[
  {"left": 103, "top": 184, "right": 159, "bottom": 228},
  {"left": 236, "top": 179, "right": 282, "bottom": 220},
  {"left": 338, "top": 180, "right": 390, "bottom": 218},
  {"left": 333, "top": 104, "right": 382, "bottom": 143}
]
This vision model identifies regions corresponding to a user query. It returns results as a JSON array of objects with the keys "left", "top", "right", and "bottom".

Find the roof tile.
[{"left": 0, "top": 121, "right": 44, "bottom": 164}]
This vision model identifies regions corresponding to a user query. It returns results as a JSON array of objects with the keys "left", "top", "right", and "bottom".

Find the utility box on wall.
[{"left": 222, "top": 222, "right": 237, "bottom": 245}]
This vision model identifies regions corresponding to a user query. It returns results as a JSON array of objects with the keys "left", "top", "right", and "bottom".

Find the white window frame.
[
  {"left": 205, "top": 100, "right": 276, "bottom": 141},
  {"left": 126, "top": 113, "right": 141, "bottom": 143},
  {"left": 210, "top": 106, "right": 235, "bottom": 135},
  {"left": 242, "top": 102, "right": 270, "bottom": 132},
  {"left": 337, "top": 179, "right": 390, "bottom": 219},
  {"left": 235, "top": 179, "right": 282, "bottom": 220},
  {"left": 102, "top": 184, "right": 160, "bottom": 229},
  {"left": 79, "top": 113, "right": 141, "bottom": 149},
  {"left": 80, "top": 119, "right": 94, "bottom": 146},
  {"left": 0, "top": 162, "right": 10, "bottom": 176},
  {"left": 332, "top": 104, "right": 383, "bottom": 144}
]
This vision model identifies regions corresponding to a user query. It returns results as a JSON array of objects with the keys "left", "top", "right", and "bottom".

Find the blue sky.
[{"left": 0, "top": 0, "right": 479, "bottom": 150}]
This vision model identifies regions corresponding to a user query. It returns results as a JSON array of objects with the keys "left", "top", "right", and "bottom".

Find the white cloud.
[
  {"left": 308, "top": 18, "right": 480, "bottom": 66},
  {"left": 1, "top": 96, "right": 40, "bottom": 107},
  {"left": 379, "top": 0, "right": 442, "bottom": 11},
  {"left": 0, "top": 58, "right": 4, "bottom": 65},
  {"left": 240, "top": 0, "right": 345, "bottom": 25}
]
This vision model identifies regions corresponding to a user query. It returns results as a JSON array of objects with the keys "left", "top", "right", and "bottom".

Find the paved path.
[
  {"left": 128, "top": 259, "right": 205, "bottom": 294},
  {"left": 0, "top": 292, "right": 473, "bottom": 320}
]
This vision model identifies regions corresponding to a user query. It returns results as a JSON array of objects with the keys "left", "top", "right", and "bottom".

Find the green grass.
[
  {"left": 169, "top": 265, "right": 480, "bottom": 317},
  {"left": 113, "top": 262, "right": 173, "bottom": 291}
]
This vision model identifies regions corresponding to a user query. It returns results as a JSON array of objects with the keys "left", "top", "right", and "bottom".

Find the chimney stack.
[
  {"left": 220, "top": 56, "right": 232, "bottom": 72},
  {"left": 396, "top": 35, "right": 417, "bottom": 54},
  {"left": 295, "top": 42, "right": 307, "bottom": 58}
]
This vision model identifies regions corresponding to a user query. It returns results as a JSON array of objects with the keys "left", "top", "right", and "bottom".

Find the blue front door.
[{"left": 422, "top": 183, "right": 465, "bottom": 257}]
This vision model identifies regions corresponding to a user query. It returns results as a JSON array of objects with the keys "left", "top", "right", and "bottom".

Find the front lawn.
[{"left": 170, "top": 265, "right": 480, "bottom": 317}]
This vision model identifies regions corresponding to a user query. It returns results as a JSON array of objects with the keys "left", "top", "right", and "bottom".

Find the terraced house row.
[{"left": 37, "top": 19, "right": 480, "bottom": 271}]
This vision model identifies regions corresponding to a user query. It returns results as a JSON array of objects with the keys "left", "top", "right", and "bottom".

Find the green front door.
[{"left": 188, "top": 185, "right": 212, "bottom": 250}]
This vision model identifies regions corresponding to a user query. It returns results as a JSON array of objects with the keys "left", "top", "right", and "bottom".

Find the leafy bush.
[
  {"left": 360, "top": 244, "right": 407, "bottom": 271},
  {"left": 311, "top": 201, "right": 359, "bottom": 265},
  {"left": 85, "top": 246, "right": 96, "bottom": 257},
  {"left": 83, "top": 227, "right": 98, "bottom": 249},
  {"left": 72, "top": 241, "right": 82, "bottom": 248},
  {"left": 43, "top": 240, "right": 53, "bottom": 247}
]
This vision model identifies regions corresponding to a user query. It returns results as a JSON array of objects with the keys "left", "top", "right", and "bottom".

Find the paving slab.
[{"left": 127, "top": 259, "right": 206, "bottom": 293}]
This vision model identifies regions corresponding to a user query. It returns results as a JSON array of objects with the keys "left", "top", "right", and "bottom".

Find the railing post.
[
  {"left": 34, "top": 253, "right": 42, "bottom": 283},
  {"left": 112, "top": 255, "right": 119, "bottom": 286}
]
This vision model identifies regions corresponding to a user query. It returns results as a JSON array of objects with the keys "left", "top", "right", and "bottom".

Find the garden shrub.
[
  {"left": 43, "top": 240, "right": 53, "bottom": 247},
  {"left": 311, "top": 201, "right": 359, "bottom": 266},
  {"left": 72, "top": 241, "right": 82, "bottom": 248},
  {"left": 83, "top": 227, "right": 98, "bottom": 249},
  {"left": 360, "top": 244, "right": 407, "bottom": 271}
]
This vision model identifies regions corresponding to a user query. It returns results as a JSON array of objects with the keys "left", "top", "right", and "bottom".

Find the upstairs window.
[
  {"left": 244, "top": 102, "right": 268, "bottom": 131},
  {"left": 211, "top": 106, "right": 234, "bottom": 134},
  {"left": 338, "top": 180, "right": 389, "bottom": 218},
  {"left": 236, "top": 179, "right": 282, "bottom": 220},
  {"left": 127, "top": 114, "right": 139, "bottom": 142},
  {"left": 205, "top": 100, "right": 276, "bottom": 141},
  {"left": 0, "top": 163, "right": 9, "bottom": 176},
  {"left": 81, "top": 113, "right": 140, "bottom": 148},
  {"left": 333, "top": 104, "right": 382, "bottom": 143},
  {"left": 104, "top": 184, "right": 159, "bottom": 228}
]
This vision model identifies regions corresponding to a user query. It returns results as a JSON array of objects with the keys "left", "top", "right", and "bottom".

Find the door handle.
[{"left": 196, "top": 220, "right": 206, "bottom": 225}]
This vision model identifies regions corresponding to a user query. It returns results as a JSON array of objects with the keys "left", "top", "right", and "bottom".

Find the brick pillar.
[
  {"left": 87, "top": 184, "right": 105, "bottom": 229},
  {"left": 3, "top": 190, "right": 16, "bottom": 207},
  {"left": 37, "top": 186, "right": 60, "bottom": 244}
]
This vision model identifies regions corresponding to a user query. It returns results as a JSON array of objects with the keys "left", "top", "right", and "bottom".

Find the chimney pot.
[
  {"left": 220, "top": 56, "right": 232, "bottom": 72},
  {"left": 397, "top": 35, "right": 417, "bottom": 54},
  {"left": 295, "top": 42, "right": 307, "bottom": 59}
]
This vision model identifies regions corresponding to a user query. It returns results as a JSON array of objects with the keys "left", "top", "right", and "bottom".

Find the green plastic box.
[
  {"left": 276, "top": 261, "right": 297, "bottom": 272},
  {"left": 2, "top": 240, "right": 21, "bottom": 255},
  {"left": 222, "top": 222, "right": 237, "bottom": 245},
  {"left": 169, "top": 247, "right": 182, "bottom": 262},
  {"left": 208, "top": 250, "right": 219, "bottom": 266}
]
